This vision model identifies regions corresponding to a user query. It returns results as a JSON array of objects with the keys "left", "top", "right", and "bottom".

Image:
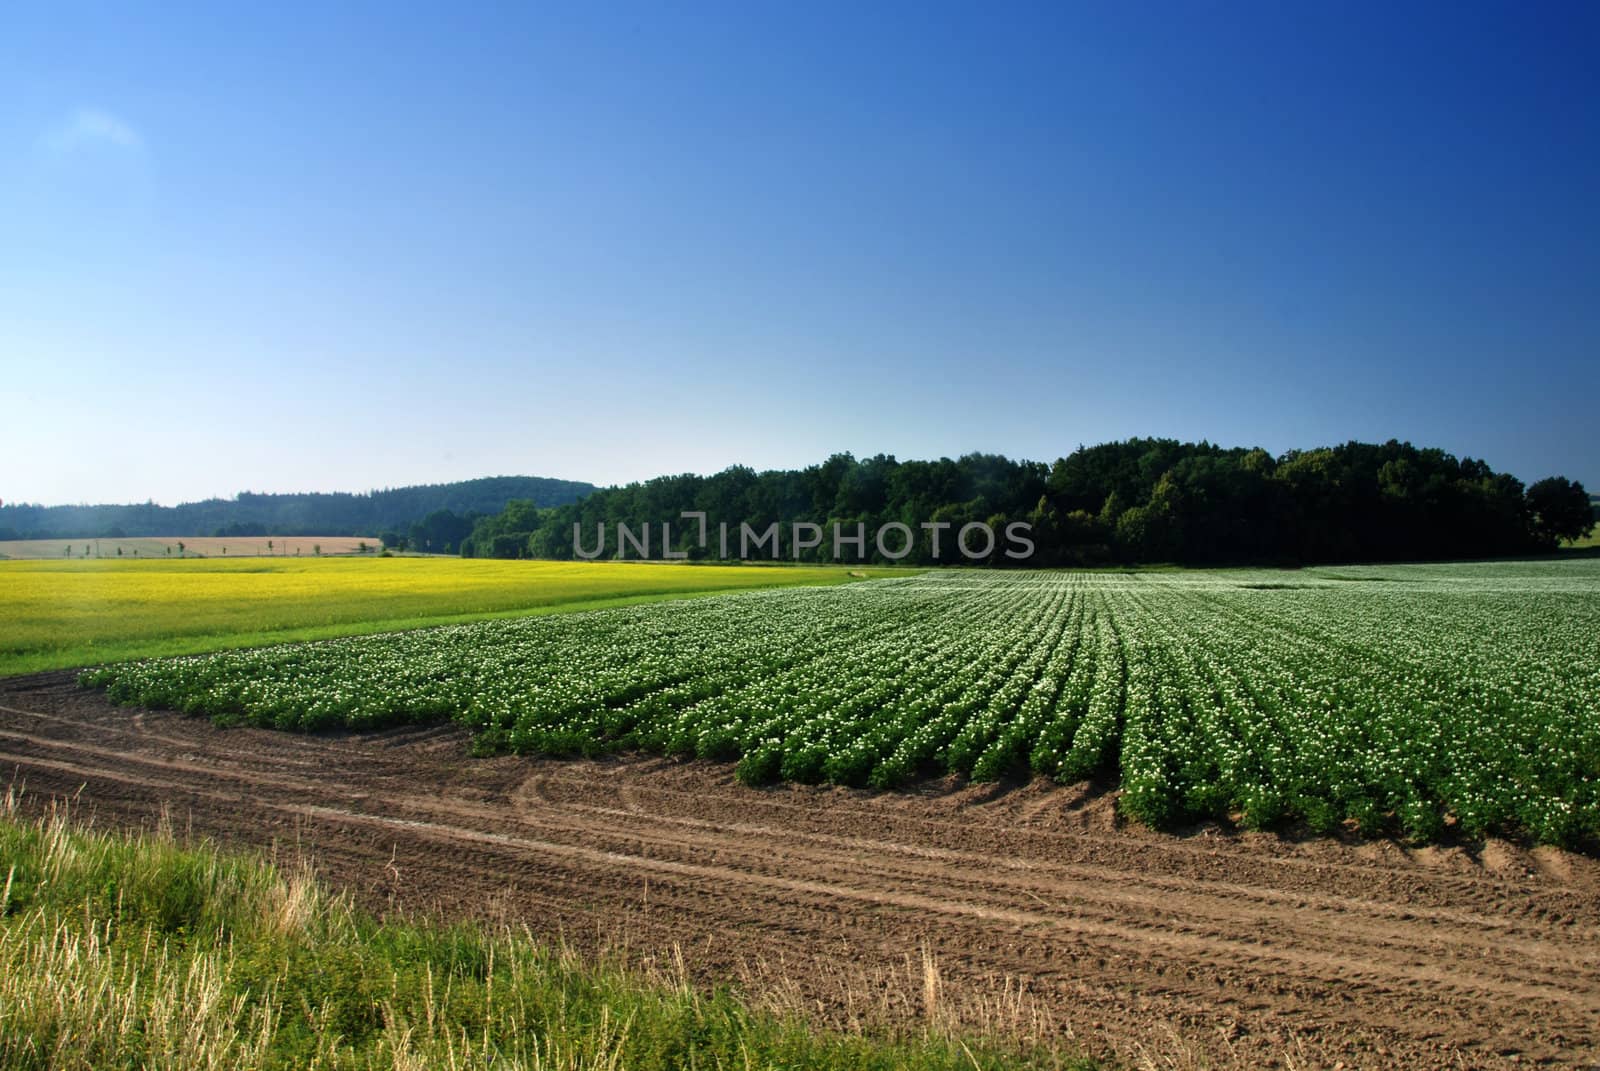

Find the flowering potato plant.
[{"left": 82, "top": 562, "right": 1600, "bottom": 847}]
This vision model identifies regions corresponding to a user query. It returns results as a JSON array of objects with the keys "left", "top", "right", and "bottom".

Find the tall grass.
[{"left": 0, "top": 791, "right": 1095, "bottom": 1070}]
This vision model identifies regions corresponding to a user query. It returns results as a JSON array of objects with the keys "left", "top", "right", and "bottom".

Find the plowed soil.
[{"left": 2, "top": 671, "right": 1597, "bottom": 1069}]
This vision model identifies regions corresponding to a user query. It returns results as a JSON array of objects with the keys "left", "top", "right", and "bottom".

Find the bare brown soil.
[{"left": 2, "top": 671, "right": 1597, "bottom": 1069}]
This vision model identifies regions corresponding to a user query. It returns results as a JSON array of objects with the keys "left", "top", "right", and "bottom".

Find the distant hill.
[{"left": 0, "top": 476, "right": 596, "bottom": 540}]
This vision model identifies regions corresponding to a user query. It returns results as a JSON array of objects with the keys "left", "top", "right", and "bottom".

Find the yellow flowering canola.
[{"left": 0, "top": 557, "right": 899, "bottom": 674}]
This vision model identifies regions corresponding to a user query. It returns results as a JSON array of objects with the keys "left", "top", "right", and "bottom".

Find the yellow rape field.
[{"left": 0, "top": 557, "right": 910, "bottom": 675}]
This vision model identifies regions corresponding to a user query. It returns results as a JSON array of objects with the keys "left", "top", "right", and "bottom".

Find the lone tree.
[
  {"left": 1527, "top": 477, "right": 1593, "bottom": 545},
  {"left": 267, "top": 540, "right": 274, "bottom": 555},
  {"left": 176, "top": 541, "right": 186, "bottom": 557}
]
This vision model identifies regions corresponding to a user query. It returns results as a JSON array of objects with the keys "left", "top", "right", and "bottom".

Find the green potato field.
[{"left": 81, "top": 560, "right": 1600, "bottom": 847}]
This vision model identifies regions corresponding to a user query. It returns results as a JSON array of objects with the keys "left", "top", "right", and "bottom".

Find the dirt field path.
[{"left": 3, "top": 671, "right": 1597, "bottom": 1069}]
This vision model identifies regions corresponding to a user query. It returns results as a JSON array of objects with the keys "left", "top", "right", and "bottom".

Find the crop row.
[{"left": 80, "top": 563, "right": 1600, "bottom": 846}]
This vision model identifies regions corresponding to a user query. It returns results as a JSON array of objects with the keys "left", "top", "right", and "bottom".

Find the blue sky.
[{"left": 3, "top": 1, "right": 1596, "bottom": 505}]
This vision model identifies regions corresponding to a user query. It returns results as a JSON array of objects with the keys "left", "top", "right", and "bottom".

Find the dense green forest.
[
  {"left": 463, "top": 440, "right": 1593, "bottom": 566},
  {"left": 0, "top": 476, "right": 594, "bottom": 543}
]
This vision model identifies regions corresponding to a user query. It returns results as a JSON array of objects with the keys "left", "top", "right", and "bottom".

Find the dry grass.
[
  {"left": 0, "top": 536, "right": 379, "bottom": 560},
  {"left": 725, "top": 940, "right": 1060, "bottom": 1047}
]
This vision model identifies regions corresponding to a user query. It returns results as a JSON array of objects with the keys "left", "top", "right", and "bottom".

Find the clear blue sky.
[{"left": 3, "top": 1, "right": 1596, "bottom": 505}]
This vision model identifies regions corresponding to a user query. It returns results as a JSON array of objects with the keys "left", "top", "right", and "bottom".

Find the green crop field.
[
  {"left": 0, "top": 557, "right": 910, "bottom": 675},
  {"left": 83, "top": 560, "right": 1600, "bottom": 847}
]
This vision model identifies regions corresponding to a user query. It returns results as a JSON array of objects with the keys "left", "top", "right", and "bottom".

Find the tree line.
[{"left": 461, "top": 439, "right": 1594, "bottom": 566}]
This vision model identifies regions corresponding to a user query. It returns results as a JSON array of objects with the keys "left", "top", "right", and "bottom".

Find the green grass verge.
[
  {"left": 0, "top": 794, "right": 1094, "bottom": 1070},
  {"left": 0, "top": 558, "right": 919, "bottom": 676}
]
